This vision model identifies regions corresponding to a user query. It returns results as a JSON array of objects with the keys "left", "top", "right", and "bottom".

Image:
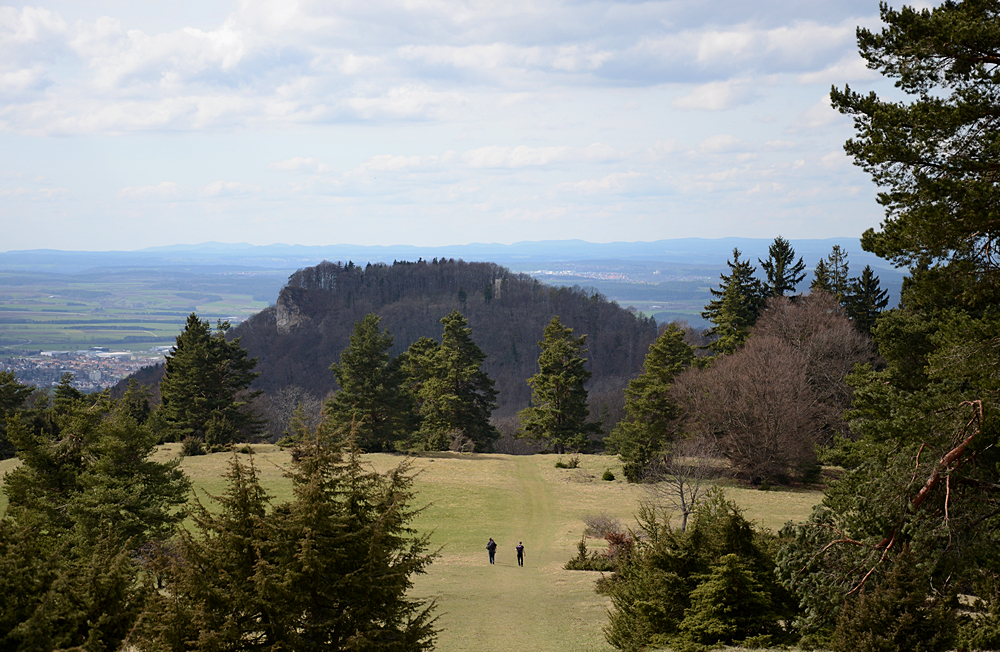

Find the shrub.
[
  {"left": 584, "top": 513, "right": 623, "bottom": 538},
  {"left": 236, "top": 444, "right": 254, "bottom": 454},
  {"left": 602, "top": 469, "right": 615, "bottom": 481},
  {"left": 565, "top": 535, "right": 617, "bottom": 572},
  {"left": 181, "top": 436, "right": 206, "bottom": 457},
  {"left": 555, "top": 455, "right": 581, "bottom": 469}
]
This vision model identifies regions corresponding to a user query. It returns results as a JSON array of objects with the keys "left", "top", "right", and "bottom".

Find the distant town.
[{"left": 0, "top": 346, "right": 168, "bottom": 392}]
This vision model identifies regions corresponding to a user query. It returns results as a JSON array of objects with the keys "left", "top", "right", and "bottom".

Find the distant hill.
[{"left": 230, "top": 258, "right": 659, "bottom": 416}]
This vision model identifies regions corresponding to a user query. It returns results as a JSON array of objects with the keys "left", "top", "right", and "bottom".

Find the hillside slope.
[{"left": 231, "top": 258, "right": 658, "bottom": 415}]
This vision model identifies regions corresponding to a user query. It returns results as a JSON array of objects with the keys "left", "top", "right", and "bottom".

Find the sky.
[{"left": 0, "top": 0, "right": 909, "bottom": 251}]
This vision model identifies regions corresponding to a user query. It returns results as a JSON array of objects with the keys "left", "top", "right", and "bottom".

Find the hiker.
[
  {"left": 516, "top": 541, "right": 524, "bottom": 567},
  {"left": 487, "top": 537, "right": 498, "bottom": 564}
]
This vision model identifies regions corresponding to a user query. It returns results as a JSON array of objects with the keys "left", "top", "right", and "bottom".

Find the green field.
[
  {"left": 141, "top": 447, "right": 820, "bottom": 652},
  {"left": 0, "top": 268, "right": 290, "bottom": 355}
]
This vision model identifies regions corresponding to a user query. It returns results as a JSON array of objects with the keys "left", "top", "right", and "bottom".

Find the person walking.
[
  {"left": 486, "top": 537, "right": 497, "bottom": 564},
  {"left": 516, "top": 541, "right": 524, "bottom": 567}
]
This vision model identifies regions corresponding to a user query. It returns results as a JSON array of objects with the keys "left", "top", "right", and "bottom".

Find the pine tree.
[
  {"left": 701, "top": 248, "right": 768, "bottom": 356},
  {"left": 759, "top": 236, "right": 806, "bottom": 297},
  {"left": 843, "top": 265, "right": 890, "bottom": 334},
  {"left": 409, "top": 311, "right": 498, "bottom": 451},
  {"left": 826, "top": 245, "right": 851, "bottom": 302},
  {"left": 159, "top": 313, "right": 261, "bottom": 446},
  {"left": 0, "top": 370, "right": 32, "bottom": 459},
  {"left": 679, "top": 553, "right": 780, "bottom": 645},
  {"left": 0, "top": 397, "right": 189, "bottom": 651},
  {"left": 606, "top": 323, "right": 694, "bottom": 482},
  {"left": 326, "top": 314, "right": 414, "bottom": 452},
  {"left": 136, "top": 429, "right": 437, "bottom": 651},
  {"left": 811, "top": 258, "right": 832, "bottom": 293},
  {"left": 518, "top": 316, "right": 599, "bottom": 453}
]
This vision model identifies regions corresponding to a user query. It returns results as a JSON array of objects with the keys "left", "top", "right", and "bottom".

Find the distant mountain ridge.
[{"left": 1, "top": 237, "right": 897, "bottom": 275}]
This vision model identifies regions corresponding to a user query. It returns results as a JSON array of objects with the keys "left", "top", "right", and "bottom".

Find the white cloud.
[
  {"left": 462, "top": 144, "right": 621, "bottom": 168},
  {"left": 673, "top": 79, "right": 756, "bottom": 111},
  {"left": 698, "top": 134, "right": 743, "bottom": 153},
  {"left": 797, "top": 55, "right": 878, "bottom": 84},
  {"left": 793, "top": 95, "right": 847, "bottom": 130},
  {"left": 270, "top": 157, "right": 333, "bottom": 173},
  {"left": 117, "top": 181, "right": 182, "bottom": 200},
  {"left": 563, "top": 170, "right": 645, "bottom": 194},
  {"left": 203, "top": 180, "right": 259, "bottom": 196},
  {"left": 352, "top": 155, "right": 424, "bottom": 173}
]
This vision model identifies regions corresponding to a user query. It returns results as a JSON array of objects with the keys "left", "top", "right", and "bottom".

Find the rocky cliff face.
[{"left": 275, "top": 287, "right": 310, "bottom": 334}]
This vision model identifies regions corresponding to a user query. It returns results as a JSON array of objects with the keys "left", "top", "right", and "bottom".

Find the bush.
[
  {"left": 584, "top": 513, "right": 622, "bottom": 538},
  {"left": 565, "top": 535, "right": 617, "bottom": 572},
  {"left": 602, "top": 469, "right": 615, "bottom": 481},
  {"left": 555, "top": 455, "right": 580, "bottom": 469},
  {"left": 237, "top": 444, "right": 254, "bottom": 454},
  {"left": 181, "top": 436, "right": 206, "bottom": 457}
]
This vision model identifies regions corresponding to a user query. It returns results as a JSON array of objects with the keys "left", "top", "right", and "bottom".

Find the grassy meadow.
[
  {"left": 144, "top": 446, "right": 821, "bottom": 652},
  {"left": 0, "top": 447, "right": 822, "bottom": 650}
]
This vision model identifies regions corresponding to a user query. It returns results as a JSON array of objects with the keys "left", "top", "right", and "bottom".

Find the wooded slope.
[{"left": 231, "top": 258, "right": 658, "bottom": 415}]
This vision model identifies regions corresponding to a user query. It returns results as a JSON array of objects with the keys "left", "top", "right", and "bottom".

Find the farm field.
[
  {"left": 0, "top": 267, "right": 291, "bottom": 356},
  {"left": 148, "top": 447, "right": 822, "bottom": 652}
]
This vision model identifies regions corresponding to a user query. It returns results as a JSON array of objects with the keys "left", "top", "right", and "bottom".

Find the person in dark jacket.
[
  {"left": 516, "top": 542, "right": 524, "bottom": 567},
  {"left": 487, "top": 537, "right": 498, "bottom": 564}
]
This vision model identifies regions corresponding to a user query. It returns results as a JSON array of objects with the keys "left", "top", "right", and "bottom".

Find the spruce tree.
[
  {"left": 826, "top": 245, "right": 851, "bottom": 302},
  {"left": 0, "top": 396, "right": 189, "bottom": 651},
  {"left": 136, "top": 429, "right": 437, "bottom": 651},
  {"left": 843, "top": 265, "right": 890, "bottom": 334},
  {"left": 159, "top": 313, "right": 261, "bottom": 446},
  {"left": 0, "top": 370, "right": 32, "bottom": 459},
  {"left": 518, "top": 316, "right": 599, "bottom": 452},
  {"left": 759, "top": 235, "right": 806, "bottom": 297},
  {"left": 701, "top": 248, "right": 768, "bottom": 356},
  {"left": 811, "top": 258, "right": 832, "bottom": 293},
  {"left": 606, "top": 323, "right": 694, "bottom": 482},
  {"left": 409, "top": 311, "right": 498, "bottom": 451},
  {"left": 326, "top": 313, "right": 414, "bottom": 451}
]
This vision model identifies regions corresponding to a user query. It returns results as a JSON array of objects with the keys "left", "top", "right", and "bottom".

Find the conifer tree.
[
  {"left": 811, "top": 258, "right": 832, "bottom": 293},
  {"left": 326, "top": 313, "right": 414, "bottom": 451},
  {"left": 518, "top": 316, "right": 599, "bottom": 452},
  {"left": 843, "top": 265, "right": 890, "bottom": 334},
  {"left": 136, "top": 429, "right": 437, "bottom": 651},
  {"left": 0, "top": 370, "right": 32, "bottom": 459},
  {"left": 701, "top": 248, "right": 768, "bottom": 356},
  {"left": 759, "top": 235, "right": 806, "bottom": 297},
  {"left": 825, "top": 245, "right": 851, "bottom": 302},
  {"left": 409, "top": 311, "right": 498, "bottom": 451},
  {"left": 159, "top": 313, "right": 261, "bottom": 446},
  {"left": 0, "top": 397, "right": 189, "bottom": 650},
  {"left": 606, "top": 323, "right": 695, "bottom": 481}
]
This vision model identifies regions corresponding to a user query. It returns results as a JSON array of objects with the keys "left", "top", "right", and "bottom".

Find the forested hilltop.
[{"left": 230, "top": 258, "right": 658, "bottom": 416}]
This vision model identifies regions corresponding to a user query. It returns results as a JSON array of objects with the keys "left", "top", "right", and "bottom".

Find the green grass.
[{"left": 143, "top": 447, "right": 823, "bottom": 652}]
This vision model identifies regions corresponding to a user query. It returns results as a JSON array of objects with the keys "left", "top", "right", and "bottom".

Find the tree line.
[
  {"left": 231, "top": 258, "right": 658, "bottom": 419},
  {"left": 595, "top": 2, "right": 1000, "bottom": 649},
  {"left": 0, "top": 367, "right": 437, "bottom": 650}
]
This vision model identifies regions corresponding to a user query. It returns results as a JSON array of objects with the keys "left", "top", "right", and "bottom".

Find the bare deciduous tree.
[
  {"left": 255, "top": 385, "right": 324, "bottom": 442},
  {"left": 753, "top": 292, "right": 874, "bottom": 443},
  {"left": 673, "top": 335, "right": 820, "bottom": 483},
  {"left": 643, "top": 437, "right": 722, "bottom": 532}
]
